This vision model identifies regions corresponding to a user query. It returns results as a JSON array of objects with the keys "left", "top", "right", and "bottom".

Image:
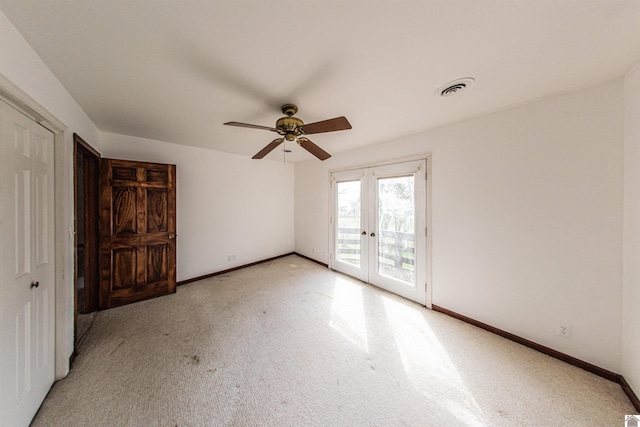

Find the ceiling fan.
[{"left": 224, "top": 104, "right": 352, "bottom": 160}]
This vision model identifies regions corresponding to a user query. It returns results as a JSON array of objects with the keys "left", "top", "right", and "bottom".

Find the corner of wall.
[
  {"left": 622, "top": 61, "right": 640, "bottom": 398},
  {"left": 1, "top": 8, "right": 101, "bottom": 379}
]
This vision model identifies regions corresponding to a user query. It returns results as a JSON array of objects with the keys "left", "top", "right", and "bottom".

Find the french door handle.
[
  {"left": 31, "top": 281, "right": 39, "bottom": 289},
  {"left": 361, "top": 231, "right": 367, "bottom": 235},
  {"left": 370, "top": 232, "right": 376, "bottom": 237},
  {"left": 169, "top": 233, "right": 176, "bottom": 239}
]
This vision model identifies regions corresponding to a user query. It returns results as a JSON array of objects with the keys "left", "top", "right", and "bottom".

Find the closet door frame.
[{"left": 1, "top": 73, "right": 74, "bottom": 380}]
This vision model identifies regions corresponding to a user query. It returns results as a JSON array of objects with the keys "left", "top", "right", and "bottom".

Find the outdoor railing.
[{"left": 337, "top": 227, "right": 415, "bottom": 271}]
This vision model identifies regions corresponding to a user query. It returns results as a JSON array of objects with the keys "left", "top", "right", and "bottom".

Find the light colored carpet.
[
  {"left": 75, "top": 312, "right": 96, "bottom": 348},
  {"left": 32, "top": 255, "right": 634, "bottom": 426}
]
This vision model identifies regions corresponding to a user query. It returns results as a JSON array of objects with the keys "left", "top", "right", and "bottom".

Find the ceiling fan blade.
[
  {"left": 298, "top": 138, "right": 331, "bottom": 161},
  {"left": 252, "top": 138, "right": 284, "bottom": 159},
  {"left": 300, "top": 116, "right": 351, "bottom": 134},
  {"left": 224, "top": 121, "right": 278, "bottom": 132}
]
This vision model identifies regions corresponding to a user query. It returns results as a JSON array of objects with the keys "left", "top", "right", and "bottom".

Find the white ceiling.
[{"left": 2, "top": 1, "right": 640, "bottom": 162}]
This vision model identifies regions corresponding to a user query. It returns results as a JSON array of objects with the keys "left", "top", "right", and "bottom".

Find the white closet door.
[
  {"left": 0, "top": 100, "right": 55, "bottom": 427},
  {"left": 331, "top": 159, "right": 427, "bottom": 305}
]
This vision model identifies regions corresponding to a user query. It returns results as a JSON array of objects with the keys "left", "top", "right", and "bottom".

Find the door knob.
[
  {"left": 370, "top": 232, "right": 376, "bottom": 237},
  {"left": 31, "top": 281, "right": 39, "bottom": 288},
  {"left": 169, "top": 233, "right": 176, "bottom": 239},
  {"left": 361, "top": 231, "right": 367, "bottom": 235}
]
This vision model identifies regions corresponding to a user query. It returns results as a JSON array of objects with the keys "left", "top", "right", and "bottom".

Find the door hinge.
[{"left": 425, "top": 227, "right": 428, "bottom": 236}]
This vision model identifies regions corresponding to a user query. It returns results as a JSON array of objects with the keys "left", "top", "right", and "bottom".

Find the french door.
[{"left": 331, "top": 160, "right": 427, "bottom": 305}]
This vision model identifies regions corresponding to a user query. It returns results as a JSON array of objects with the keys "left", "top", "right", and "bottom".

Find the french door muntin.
[{"left": 331, "top": 160, "right": 427, "bottom": 305}]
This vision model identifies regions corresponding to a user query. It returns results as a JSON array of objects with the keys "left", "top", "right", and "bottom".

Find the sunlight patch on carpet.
[
  {"left": 329, "top": 277, "right": 369, "bottom": 353},
  {"left": 382, "top": 295, "right": 486, "bottom": 426}
]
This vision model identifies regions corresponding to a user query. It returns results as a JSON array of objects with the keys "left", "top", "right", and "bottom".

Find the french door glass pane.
[
  {"left": 336, "top": 180, "right": 361, "bottom": 267},
  {"left": 377, "top": 175, "right": 415, "bottom": 284}
]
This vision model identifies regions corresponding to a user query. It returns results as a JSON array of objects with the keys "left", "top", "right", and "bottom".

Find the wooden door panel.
[
  {"left": 113, "top": 187, "right": 137, "bottom": 234},
  {"left": 99, "top": 159, "right": 176, "bottom": 309},
  {"left": 147, "top": 244, "right": 168, "bottom": 282},
  {"left": 146, "top": 168, "right": 168, "bottom": 183},
  {"left": 112, "top": 248, "right": 136, "bottom": 289},
  {"left": 111, "top": 165, "right": 137, "bottom": 181},
  {"left": 147, "top": 189, "right": 168, "bottom": 232}
]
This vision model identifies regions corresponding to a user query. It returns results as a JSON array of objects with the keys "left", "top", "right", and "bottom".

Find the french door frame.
[{"left": 329, "top": 156, "right": 432, "bottom": 308}]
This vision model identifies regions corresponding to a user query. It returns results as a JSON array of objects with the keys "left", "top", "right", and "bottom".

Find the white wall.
[
  {"left": 623, "top": 64, "right": 640, "bottom": 396},
  {"left": 295, "top": 80, "right": 625, "bottom": 372},
  {"left": 0, "top": 9, "right": 100, "bottom": 378},
  {"left": 1, "top": 1, "right": 635, "bottom": 389},
  {"left": 0, "top": 11, "right": 99, "bottom": 149},
  {"left": 100, "top": 132, "right": 294, "bottom": 282}
]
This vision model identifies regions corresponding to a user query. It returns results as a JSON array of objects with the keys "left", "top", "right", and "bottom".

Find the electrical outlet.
[{"left": 557, "top": 324, "right": 572, "bottom": 338}]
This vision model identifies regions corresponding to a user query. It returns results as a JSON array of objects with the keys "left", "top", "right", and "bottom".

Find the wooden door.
[
  {"left": 99, "top": 159, "right": 176, "bottom": 309},
  {"left": 0, "top": 99, "right": 55, "bottom": 426}
]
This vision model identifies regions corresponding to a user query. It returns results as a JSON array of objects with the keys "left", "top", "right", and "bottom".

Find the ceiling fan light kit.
[{"left": 224, "top": 104, "right": 352, "bottom": 161}]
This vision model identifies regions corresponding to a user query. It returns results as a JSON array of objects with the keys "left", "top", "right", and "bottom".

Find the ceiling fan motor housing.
[{"left": 276, "top": 116, "right": 304, "bottom": 140}]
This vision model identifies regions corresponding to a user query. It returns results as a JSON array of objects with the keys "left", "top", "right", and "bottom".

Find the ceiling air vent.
[{"left": 435, "top": 77, "right": 476, "bottom": 97}]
